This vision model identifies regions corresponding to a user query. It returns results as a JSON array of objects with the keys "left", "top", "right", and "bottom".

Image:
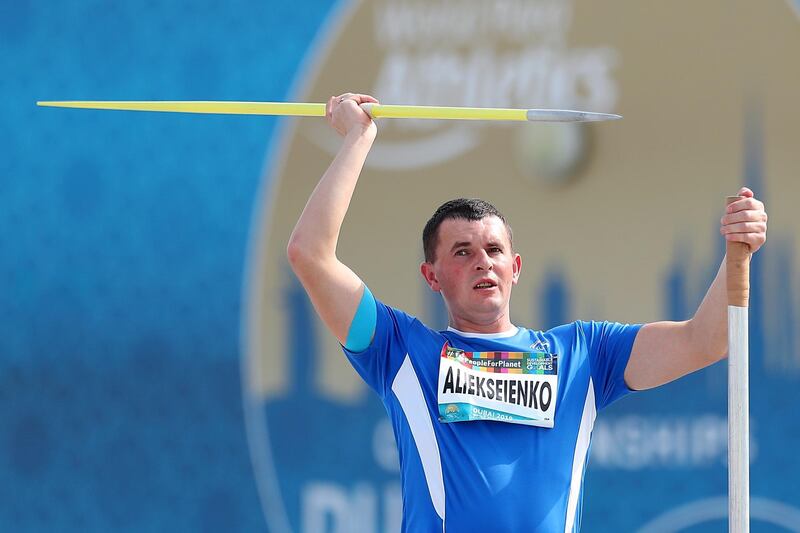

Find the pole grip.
[{"left": 726, "top": 196, "right": 751, "bottom": 307}]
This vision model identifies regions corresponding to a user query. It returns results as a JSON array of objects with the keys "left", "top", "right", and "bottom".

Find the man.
[{"left": 286, "top": 93, "right": 768, "bottom": 532}]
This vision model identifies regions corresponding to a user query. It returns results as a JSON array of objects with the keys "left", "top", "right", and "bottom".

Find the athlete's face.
[{"left": 420, "top": 216, "right": 521, "bottom": 333}]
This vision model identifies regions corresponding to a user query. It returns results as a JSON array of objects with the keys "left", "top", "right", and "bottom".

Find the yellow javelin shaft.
[
  {"left": 36, "top": 100, "right": 531, "bottom": 121},
  {"left": 369, "top": 104, "right": 527, "bottom": 121},
  {"left": 37, "top": 100, "right": 621, "bottom": 121},
  {"left": 36, "top": 101, "right": 327, "bottom": 116}
]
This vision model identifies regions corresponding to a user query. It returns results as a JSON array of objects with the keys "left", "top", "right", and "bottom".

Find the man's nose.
[{"left": 475, "top": 250, "right": 493, "bottom": 270}]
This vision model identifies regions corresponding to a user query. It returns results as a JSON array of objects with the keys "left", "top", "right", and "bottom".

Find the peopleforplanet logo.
[{"left": 241, "top": 0, "right": 800, "bottom": 532}]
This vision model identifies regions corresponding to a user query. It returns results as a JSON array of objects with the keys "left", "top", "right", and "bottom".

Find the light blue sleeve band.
[{"left": 344, "top": 284, "right": 377, "bottom": 352}]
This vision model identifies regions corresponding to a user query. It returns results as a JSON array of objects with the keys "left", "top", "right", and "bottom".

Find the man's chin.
[
  {"left": 467, "top": 300, "right": 505, "bottom": 319},
  {"left": 471, "top": 292, "right": 504, "bottom": 307}
]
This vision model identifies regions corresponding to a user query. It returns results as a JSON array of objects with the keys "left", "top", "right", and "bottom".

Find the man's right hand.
[{"left": 326, "top": 93, "right": 379, "bottom": 138}]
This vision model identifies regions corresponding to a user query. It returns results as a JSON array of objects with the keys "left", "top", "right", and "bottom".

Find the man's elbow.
[
  {"left": 286, "top": 236, "right": 316, "bottom": 277},
  {"left": 286, "top": 236, "right": 305, "bottom": 269},
  {"left": 286, "top": 235, "right": 334, "bottom": 279}
]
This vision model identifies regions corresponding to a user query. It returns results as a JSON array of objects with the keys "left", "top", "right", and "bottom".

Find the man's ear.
[
  {"left": 512, "top": 253, "right": 522, "bottom": 285},
  {"left": 420, "top": 262, "right": 440, "bottom": 292}
]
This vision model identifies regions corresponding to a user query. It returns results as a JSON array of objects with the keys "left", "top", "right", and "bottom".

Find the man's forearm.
[
  {"left": 689, "top": 189, "right": 767, "bottom": 363},
  {"left": 288, "top": 127, "right": 376, "bottom": 262},
  {"left": 687, "top": 258, "right": 728, "bottom": 364}
]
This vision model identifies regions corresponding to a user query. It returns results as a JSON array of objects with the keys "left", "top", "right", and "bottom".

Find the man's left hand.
[{"left": 721, "top": 187, "right": 768, "bottom": 253}]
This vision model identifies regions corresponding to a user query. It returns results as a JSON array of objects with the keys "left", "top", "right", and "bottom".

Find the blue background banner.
[{"left": 2, "top": 1, "right": 333, "bottom": 530}]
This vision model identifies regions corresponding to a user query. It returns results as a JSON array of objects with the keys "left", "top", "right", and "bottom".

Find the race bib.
[{"left": 437, "top": 343, "right": 558, "bottom": 428}]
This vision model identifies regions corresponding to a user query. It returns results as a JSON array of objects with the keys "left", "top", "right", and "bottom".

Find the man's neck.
[
  {"left": 448, "top": 314, "right": 515, "bottom": 335},
  {"left": 447, "top": 324, "right": 518, "bottom": 338}
]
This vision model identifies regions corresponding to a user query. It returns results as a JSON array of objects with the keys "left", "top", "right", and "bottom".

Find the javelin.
[
  {"left": 727, "top": 195, "right": 751, "bottom": 532},
  {"left": 36, "top": 101, "right": 621, "bottom": 122}
]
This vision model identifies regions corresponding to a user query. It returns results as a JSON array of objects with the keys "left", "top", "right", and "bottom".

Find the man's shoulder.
[
  {"left": 374, "top": 300, "right": 444, "bottom": 340},
  {"left": 534, "top": 320, "right": 583, "bottom": 338},
  {"left": 538, "top": 319, "right": 633, "bottom": 337}
]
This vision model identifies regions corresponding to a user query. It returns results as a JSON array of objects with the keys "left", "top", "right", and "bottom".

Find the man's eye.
[
  {"left": 455, "top": 250, "right": 468, "bottom": 256},
  {"left": 489, "top": 247, "right": 502, "bottom": 253}
]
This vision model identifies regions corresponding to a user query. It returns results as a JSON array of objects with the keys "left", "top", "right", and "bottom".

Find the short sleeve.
[
  {"left": 342, "top": 299, "right": 416, "bottom": 398},
  {"left": 579, "top": 321, "right": 643, "bottom": 410}
]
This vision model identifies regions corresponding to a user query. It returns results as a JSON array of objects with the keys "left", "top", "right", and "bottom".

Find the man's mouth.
[{"left": 473, "top": 281, "right": 497, "bottom": 290}]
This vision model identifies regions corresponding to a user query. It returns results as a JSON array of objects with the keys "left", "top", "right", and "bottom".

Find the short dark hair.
[{"left": 422, "top": 198, "right": 513, "bottom": 262}]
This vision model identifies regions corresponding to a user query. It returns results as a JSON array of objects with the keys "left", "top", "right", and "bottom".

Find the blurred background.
[{"left": 3, "top": 0, "right": 799, "bottom": 531}]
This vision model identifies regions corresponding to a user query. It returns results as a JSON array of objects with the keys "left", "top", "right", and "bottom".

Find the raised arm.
[
  {"left": 286, "top": 92, "right": 379, "bottom": 344},
  {"left": 624, "top": 187, "right": 768, "bottom": 390}
]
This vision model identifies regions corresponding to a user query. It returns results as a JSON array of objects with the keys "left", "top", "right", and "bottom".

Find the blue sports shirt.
[{"left": 343, "top": 299, "right": 642, "bottom": 533}]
